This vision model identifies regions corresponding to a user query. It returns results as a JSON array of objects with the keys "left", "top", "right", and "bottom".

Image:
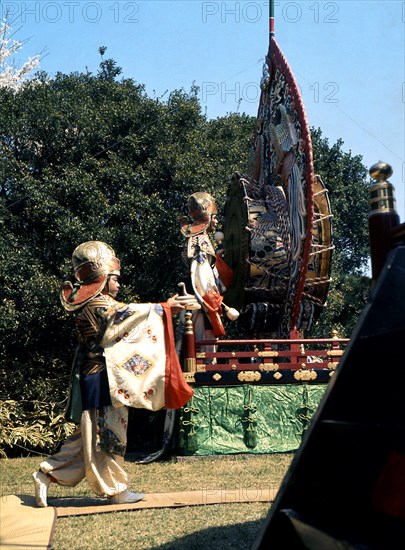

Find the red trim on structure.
[{"left": 270, "top": 37, "right": 315, "bottom": 329}]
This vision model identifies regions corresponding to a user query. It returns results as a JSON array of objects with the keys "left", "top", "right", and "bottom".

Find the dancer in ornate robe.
[{"left": 33, "top": 241, "right": 193, "bottom": 507}]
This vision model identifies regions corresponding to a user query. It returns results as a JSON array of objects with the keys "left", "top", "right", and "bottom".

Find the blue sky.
[{"left": 4, "top": 0, "right": 405, "bottom": 217}]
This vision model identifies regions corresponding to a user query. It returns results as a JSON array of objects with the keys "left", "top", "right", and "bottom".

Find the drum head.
[{"left": 223, "top": 173, "right": 292, "bottom": 334}]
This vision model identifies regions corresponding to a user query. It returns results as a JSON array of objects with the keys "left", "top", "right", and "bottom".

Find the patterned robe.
[{"left": 65, "top": 294, "right": 192, "bottom": 455}]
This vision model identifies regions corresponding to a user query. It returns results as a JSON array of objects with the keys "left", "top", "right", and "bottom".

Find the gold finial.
[
  {"left": 368, "top": 162, "right": 397, "bottom": 215},
  {"left": 369, "top": 161, "right": 393, "bottom": 181}
]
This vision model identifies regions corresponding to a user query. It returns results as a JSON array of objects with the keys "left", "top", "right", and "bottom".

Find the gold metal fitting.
[
  {"left": 369, "top": 162, "right": 397, "bottom": 215},
  {"left": 294, "top": 369, "right": 318, "bottom": 381},
  {"left": 260, "top": 363, "right": 279, "bottom": 371},
  {"left": 369, "top": 161, "right": 393, "bottom": 181},
  {"left": 327, "top": 349, "right": 344, "bottom": 357},
  {"left": 237, "top": 371, "right": 262, "bottom": 382},
  {"left": 257, "top": 350, "right": 279, "bottom": 357},
  {"left": 184, "top": 358, "right": 197, "bottom": 373}
]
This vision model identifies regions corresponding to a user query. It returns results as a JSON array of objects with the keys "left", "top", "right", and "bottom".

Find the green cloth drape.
[{"left": 177, "top": 384, "right": 326, "bottom": 455}]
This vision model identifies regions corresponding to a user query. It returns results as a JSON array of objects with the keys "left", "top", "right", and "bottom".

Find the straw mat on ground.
[{"left": 0, "top": 494, "right": 56, "bottom": 550}]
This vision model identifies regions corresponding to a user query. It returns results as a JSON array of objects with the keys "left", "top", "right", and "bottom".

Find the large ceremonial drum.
[
  {"left": 222, "top": 32, "right": 333, "bottom": 337},
  {"left": 223, "top": 172, "right": 332, "bottom": 336}
]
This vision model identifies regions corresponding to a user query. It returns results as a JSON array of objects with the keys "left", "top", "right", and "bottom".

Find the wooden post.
[
  {"left": 290, "top": 328, "right": 301, "bottom": 365},
  {"left": 183, "top": 310, "right": 196, "bottom": 383},
  {"left": 368, "top": 162, "right": 400, "bottom": 282}
]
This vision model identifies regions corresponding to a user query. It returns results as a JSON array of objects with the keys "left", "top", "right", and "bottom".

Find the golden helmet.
[{"left": 60, "top": 241, "right": 121, "bottom": 311}]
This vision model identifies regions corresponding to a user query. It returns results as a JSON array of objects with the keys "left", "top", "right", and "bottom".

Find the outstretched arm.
[{"left": 165, "top": 294, "right": 186, "bottom": 316}]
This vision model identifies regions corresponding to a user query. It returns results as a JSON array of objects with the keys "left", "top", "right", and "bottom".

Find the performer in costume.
[
  {"left": 32, "top": 241, "right": 193, "bottom": 507},
  {"left": 180, "top": 192, "right": 237, "bottom": 349}
]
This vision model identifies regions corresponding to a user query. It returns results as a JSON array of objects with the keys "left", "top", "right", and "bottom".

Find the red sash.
[{"left": 162, "top": 303, "right": 194, "bottom": 409}]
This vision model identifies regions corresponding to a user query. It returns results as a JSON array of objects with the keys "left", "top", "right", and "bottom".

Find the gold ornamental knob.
[
  {"left": 369, "top": 162, "right": 397, "bottom": 214},
  {"left": 369, "top": 161, "right": 393, "bottom": 181}
]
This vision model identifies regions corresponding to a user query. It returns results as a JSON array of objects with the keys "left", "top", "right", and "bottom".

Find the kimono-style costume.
[{"left": 40, "top": 293, "right": 192, "bottom": 497}]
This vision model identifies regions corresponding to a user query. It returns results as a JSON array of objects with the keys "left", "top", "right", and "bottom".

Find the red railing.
[
  {"left": 195, "top": 337, "right": 348, "bottom": 371},
  {"left": 181, "top": 313, "right": 349, "bottom": 385}
]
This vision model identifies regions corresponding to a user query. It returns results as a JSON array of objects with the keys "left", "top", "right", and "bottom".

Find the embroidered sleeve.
[{"left": 101, "top": 303, "right": 154, "bottom": 348}]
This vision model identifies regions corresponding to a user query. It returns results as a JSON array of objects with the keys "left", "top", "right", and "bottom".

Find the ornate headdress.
[
  {"left": 60, "top": 241, "right": 121, "bottom": 312},
  {"left": 181, "top": 192, "right": 218, "bottom": 236}
]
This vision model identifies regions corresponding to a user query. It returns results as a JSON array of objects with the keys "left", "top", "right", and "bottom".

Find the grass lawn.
[{"left": 0, "top": 453, "right": 293, "bottom": 549}]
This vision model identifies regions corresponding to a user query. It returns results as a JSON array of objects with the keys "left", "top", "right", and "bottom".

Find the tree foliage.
[{"left": 0, "top": 60, "right": 371, "bottom": 455}]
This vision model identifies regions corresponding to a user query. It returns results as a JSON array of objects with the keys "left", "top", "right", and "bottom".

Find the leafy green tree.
[{"left": 97, "top": 46, "right": 122, "bottom": 81}]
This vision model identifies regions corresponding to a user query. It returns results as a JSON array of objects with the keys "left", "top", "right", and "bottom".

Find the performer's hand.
[{"left": 167, "top": 294, "right": 186, "bottom": 316}]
